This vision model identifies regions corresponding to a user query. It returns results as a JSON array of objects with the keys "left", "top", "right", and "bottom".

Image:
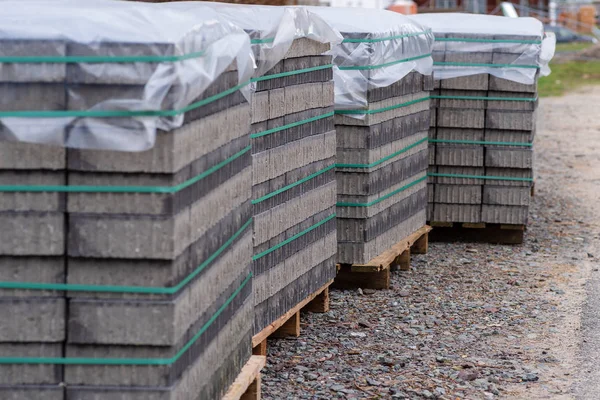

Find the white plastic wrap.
[
  {"left": 0, "top": 0, "right": 254, "bottom": 151},
  {"left": 188, "top": 3, "right": 343, "bottom": 78},
  {"left": 304, "top": 7, "right": 435, "bottom": 115},
  {"left": 411, "top": 13, "right": 556, "bottom": 84}
]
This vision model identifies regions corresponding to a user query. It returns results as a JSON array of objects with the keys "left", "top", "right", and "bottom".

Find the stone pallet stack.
[
  {"left": 336, "top": 71, "right": 432, "bottom": 264},
  {"left": 250, "top": 36, "right": 337, "bottom": 334},
  {"left": 427, "top": 32, "right": 538, "bottom": 226},
  {"left": 0, "top": 6, "right": 254, "bottom": 399}
]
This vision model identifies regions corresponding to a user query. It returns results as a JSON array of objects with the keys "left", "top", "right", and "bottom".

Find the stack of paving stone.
[
  {"left": 412, "top": 13, "right": 553, "bottom": 226},
  {"left": 308, "top": 7, "right": 435, "bottom": 264},
  {"left": 203, "top": 4, "right": 341, "bottom": 335},
  {"left": 0, "top": 3, "right": 255, "bottom": 399}
]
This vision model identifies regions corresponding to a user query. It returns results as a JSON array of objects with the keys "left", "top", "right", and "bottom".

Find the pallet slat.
[{"left": 223, "top": 356, "right": 266, "bottom": 400}]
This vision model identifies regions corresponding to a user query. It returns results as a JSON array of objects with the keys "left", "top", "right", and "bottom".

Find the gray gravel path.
[{"left": 261, "top": 87, "right": 600, "bottom": 400}]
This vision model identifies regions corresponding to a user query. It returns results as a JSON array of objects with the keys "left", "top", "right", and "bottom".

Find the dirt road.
[{"left": 261, "top": 87, "right": 600, "bottom": 400}]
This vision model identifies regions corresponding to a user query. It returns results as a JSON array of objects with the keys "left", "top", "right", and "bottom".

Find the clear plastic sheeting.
[
  {"left": 411, "top": 13, "right": 556, "bottom": 84},
  {"left": 192, "top": 3, "right": 343, "bottom": 78},
  {"left": 0, "top": 0, "right": 254, "bottom": 151},
  {"left": 304, "top": 7, "right": 435, "bottom": 116}
]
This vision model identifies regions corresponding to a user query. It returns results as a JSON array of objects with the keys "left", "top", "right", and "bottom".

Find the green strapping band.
[
  {"left": 0, "top": 272, "right": 251, "bottom": 365},
  {"left": 337, "top": 175, "right": 427, "bottom": 207},
  {"left": 430, "top": 95, "right": 537, "bottom": 102},
  {"left": 0, "top": 50, "right": 206, "bottom": 64},
  {"left": 251, "top": 37, "right": 275, "bottom": 44},
  {"left": 437, "top": 37, "right": 541, "bottom": 44},
  {"left": 428, "top": 173, "right": 533, "bottom": 182},
  {"left": 252, "top": 64, "right": 333, "bottom": 82},
  {"left": 0, "top": 145, "right": 251, "bottom": 194},
  {"left": 250, "top": 112, "right": 334, "bottom": 139},
  {"left": 434, "top": 61, "right": 538, "bottom": 69},
  {"left": 0, "top": 218, "right": 252, "bottom": 294},
  {"left": 430, "top": 139, "right": 532, "bottom": 147},
  {"left": 335, "top": 95, "right": 430, "bottom": 115},
  {"left": 336, "top": 137, "right": 428, "bottom": 169},
  {"left": 0, "top": 80, "right": 251, "bottom": 118},
  {"left": 342, "top": 30, "right": 432, "bottom": 43},
  {"left": 338, "top": 53, "right": 431, "bottom": 71},
  {"left": 252, "top": 164, "right": 335, "bottom": 205},
  {"left": 252, "top": 213, "right": 335, "bottom": 260}
]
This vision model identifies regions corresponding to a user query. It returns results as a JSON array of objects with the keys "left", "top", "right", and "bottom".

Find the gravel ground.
[{"left": 262, "top": 87, "right": 600, "bottom": 400}]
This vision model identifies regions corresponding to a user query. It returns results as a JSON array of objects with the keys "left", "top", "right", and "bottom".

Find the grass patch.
[
  {"left": 555, "top": 42, "right": 594, "bottom": 53},
  {"left": 539, "top": 60, "right": 600, "bottom": 97}
]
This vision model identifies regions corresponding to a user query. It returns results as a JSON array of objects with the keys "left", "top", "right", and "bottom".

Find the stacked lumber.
[
  {"left": 412, "top": 13, "right": 554, "bottom": 227},
  {"left": 0, "top": 3, "right": 255, "bottom": 399},
  {"left": 308, "top": 7, "right": 435, "bottom": 264}
]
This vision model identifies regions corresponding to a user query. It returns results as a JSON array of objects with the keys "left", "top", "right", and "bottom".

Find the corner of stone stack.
[
  {"left": 251, "top": 36, "right": 337, "bottom": 335},
  {"left": 0, "top": 38, "right": 67, "bottom": 400},
  {"left": 428, "top": 30, "right": 537, "bottom": 227},
  {"left": 335, "top": 39, "right": 431, "bottom": 265}
]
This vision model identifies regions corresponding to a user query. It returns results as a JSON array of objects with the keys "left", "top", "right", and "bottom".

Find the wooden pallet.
[
  {"left": 332, "top": 225, "right": 431, "bottom": 290},
  {"left": 223, "top": 356, "right": 266, "bottom": 400},
  {"left": 252, "top": 280, "right": 332, "bottom": 356},
  {"left": 428, "top": 222, "right": 525, "bottom": 244}
]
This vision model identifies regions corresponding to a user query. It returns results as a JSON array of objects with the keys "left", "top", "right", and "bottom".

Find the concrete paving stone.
[
  {"left": 427, "top": 183, "right": 434, "bottom": 203},
  {"left": 444, "top": 33, "right": 493, "bottom": 53},
  {"left": 486, "top": 109, "right": 536, "bottom": 131},
  {"left": 487, "top": 91, "right": 538, "bottom": 111},
  {"left": 0, "top": 212, "right": 64, "bottom": 256},
  {"left": 439, "top": 89, "right": 487, "bottom": 109},
  {"left": 436, "top": 127, "right": 484, "bottom": 142},
  {"left": 485, "top": 147, "right": 533, "bottom": 169},
  {"left": 251, "top": 90, "right": 270, "bottom": 124},
  {"left": 69, "top": 103, "right": 250, "bottom": 174},
  {"left": 337, "top": 209, "right": 425, "bottom": 265},
  {"left": 65, "top": 281, "right": 252, "bottom": 390},
  {"left": 0, "top": 40, "right": 66, "bottom": 82},
  {"left": 484, "top": 129, "right": 534, "bottom": 145},
  {"left": 68, "top": 233, "right": 251, "bottom": 347},
  {"left": 488, "top": 75, "right": 538, "bottom": 93},
  {"left": 0, "top": 385, "right": 64, "bottom": 400},
  {"left": 0, "top": 171, "right": 65, "bottom": 212},
  {"left": 483, "top": 186, "right": 531, "bottom": 206},
  {"left": 437, "top": 108, "right": 485, "bottom": 129},
  {"left": 430, "top": 108, "right": 437, "bottom": 127},
  {"left": 434, "top": 184, "right": 482, "bottom": 204},
  {"left": 285, "top": 38, "right": 330, "bottom": 58},
  {"left": 432, "top": 203, "right": 481, "bottom": 223},
  {"left": 492, "top": 51, "right": 538, "bottom": 69},
  {"left": 439, "top": 73, "right": 489, "bottom": 91},
  {"left": 481, "top": 204, "right": 528, "bottom": 224},
  {"left": 0, "top": 343, "right": 63, "bottom": 384},
  {"left": 492, "top": 34, "right": 540, "bottom": 54},
  {"left": 484, "top": 167, "right": 533, "bottom": 187},
  {"left": 434, "top": 166, "right": 485, "bottom": 185},
  {"left": 68, "top": 165, "right": 251, "bottom": 259},
  {"left": 0, "top": 141, "right": 65, "bottom": 170},
  {"left": 429, "top": 142, "right": 436, "bottom": 165},
  {"left": 337, "top": 130, "right": 428, "bottom": 166},
  {"left": 0, "top": 83, "right": 65, "bottom": 112},
  {"left": 435, "top": 145, "right": 484, "bottom": 167},
  {"left": 0, "top": 297, "right": 65, "bottom": 342},
  {"left": 0, "top": 256, "right": 64, "bottom": 298}
]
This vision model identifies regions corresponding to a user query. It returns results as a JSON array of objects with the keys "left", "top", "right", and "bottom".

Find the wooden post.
[
  {"left": 333, "top": 265, "right": 390, "bottom": 290},
  {"left": 397, "top": 249, "right": 411, "bottom": 271},
  {"left": 272, "top": 311, "right": 300, "bottom": 338},
  {"left": 412, "top": 232, "right": 429, "bottom": 255},
  {"left": 240, "top": 375, "right": 261, "bottom": 400},
  {"left": 252, "top": 339, "right": 267, "bottom": 357},
  {"left": 304, "top": 287, "right": 329, "bottom": 313}
]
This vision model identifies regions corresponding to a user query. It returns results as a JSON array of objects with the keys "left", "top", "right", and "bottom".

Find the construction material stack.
[
  {"left": 308, "top": 7, "right": 434, "bottom": 264},
  {"left": 0, "top": 2, "right": 255, "bottom": 399},
  {"left": 412, "top": 14, "right": 555, "bottom": 227},
  {"left": 201, "top": 3, "right": 341, "bottom": 335}
]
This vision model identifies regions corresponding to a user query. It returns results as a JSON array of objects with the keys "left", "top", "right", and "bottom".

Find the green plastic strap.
[
  {"left": 0, "top": 218, "right": 252, "bottom": 294},
  {"left": 336, "top": 137, "right": 428, "bottom": 169},
  {"left": 342, "top": 30, "right": 432, "bottom": 43},
  {"left": 251, "top": 37, "right": 275, "bottom": 44},
  {"left": 252, "top": 164, "right": 334, "bottom": 205},
  {"left": 0, "top": 50, "right": 206, "bottom": 64},
  {"left": 434, "top": 61, "right": 538, "bottom": 69},
  {"left": 0, "top": 145, "right": 251, "bottom": 194},
  {"left": 0, "top": 80, "right": 251, "bottom": 118},
  {"left": 335, "top": 95, "right": 430, "bottom": 115},
  {"left": 252, "top": 64, "right": 333, "bottom": 82},
  {"left": 428, "top": 173, "right": 533, "bottom": 182},
  {"left": 250, "top": 111, "right": 333, "bottom": 139},
  {"left": 338, "top": 53, "right": 431, "bottom": 71},
  {"left": 252, "top": 213, "right": 336, "bottom": 260},
  {"left": 430, "top": 139, "right": 532, "bottom": 147},
  {"left": 0, "top": 272, "right": 252, "bottom": 365},
  {"left": 437, "top": 37, "right": 541, "bottom": 44},
  {"left": 337, "top": 175, "right": 427, "bottom": 207},
  {"left": 430, "top": 95, "right": 537, "bottom": 102}
]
